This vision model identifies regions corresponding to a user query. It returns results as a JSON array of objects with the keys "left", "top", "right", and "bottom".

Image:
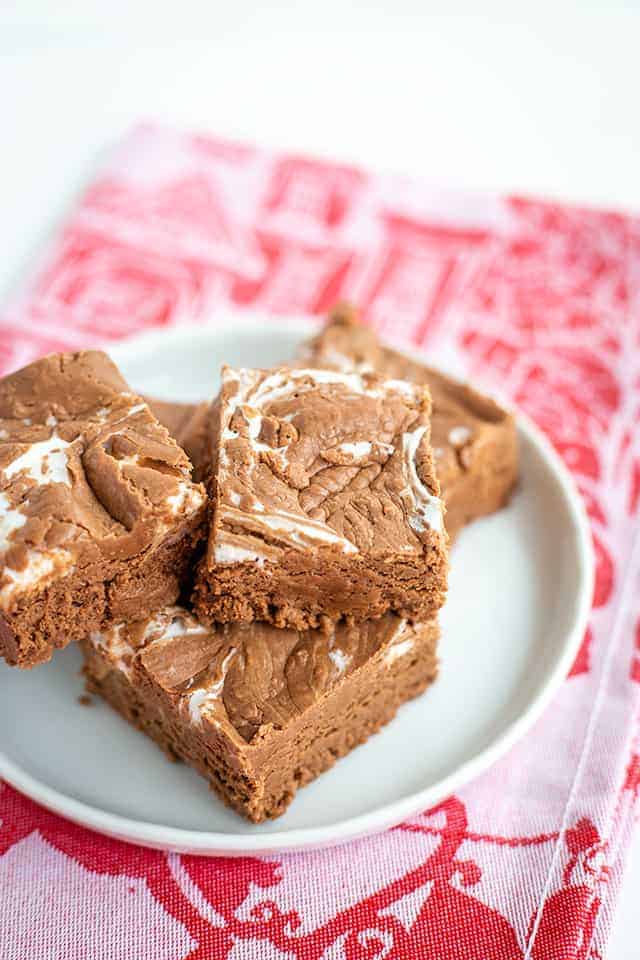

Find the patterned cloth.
[{"left": 1, "top": 123, "right": 639, "bottom": 959}]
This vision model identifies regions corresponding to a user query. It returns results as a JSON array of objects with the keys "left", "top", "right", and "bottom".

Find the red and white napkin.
[{"left": 1, "top": 123, "right": 639, "bottom": 959}]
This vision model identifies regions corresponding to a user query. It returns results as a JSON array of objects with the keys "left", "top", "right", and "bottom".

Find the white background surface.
[{"left": 0, "top": 2, "right": 638, "bottom": 953}]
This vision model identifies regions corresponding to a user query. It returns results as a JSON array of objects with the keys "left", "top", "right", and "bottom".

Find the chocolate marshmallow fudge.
[
  {"left": 0, "top": 352, "right": 206, "bottom": 668},
  {"left": 82, "top": 605, "right": 439, "bottom": 822},
  {"left": 300, "top": 306, "right": 519, "bottom": 538},
  {"left": 193, "top": 364, "right": 448, "bottom": 630}
]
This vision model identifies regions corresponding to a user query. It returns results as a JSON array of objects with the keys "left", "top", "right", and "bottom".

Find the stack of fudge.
[{"left": 0, "top": 306, "right": 518, "bottom": 822}]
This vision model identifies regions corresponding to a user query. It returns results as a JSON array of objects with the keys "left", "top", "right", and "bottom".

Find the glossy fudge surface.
[{"left": 193, "top": 363, "right": 448, "bottom": 630}]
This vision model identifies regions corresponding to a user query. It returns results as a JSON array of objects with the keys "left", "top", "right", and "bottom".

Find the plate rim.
[{"left": 0, "top": 319, "right": 595, "bottom": 855}]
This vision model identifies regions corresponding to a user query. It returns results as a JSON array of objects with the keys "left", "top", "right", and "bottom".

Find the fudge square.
[
  {"left": 82, "top": 605, "right": 439, "bottom": 822},
  {"left": 300, "top": 305, "right": 519, "bottom": 538},
  {"left": 0, "top": 351, "right": 206, "bottom": 668},
  {"left": 193, "top": 364, "right": 448, "bottom": 630}
]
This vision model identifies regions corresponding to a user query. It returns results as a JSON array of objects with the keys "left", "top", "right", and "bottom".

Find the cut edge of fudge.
[
  {"left": 0, "top": 350, "right": 207, "bottom": 668},
  {"left": 81, "top": 605, "right": 440, "bottom": 822},
  {"left": 144, "top": 396, "right": 212, "bottom": 482},
  {"left": 193, "top": 363, "right": 448, "bottom": 630},
  {"left": 300, "top": 303, "right": 519, "bottom": 538}
]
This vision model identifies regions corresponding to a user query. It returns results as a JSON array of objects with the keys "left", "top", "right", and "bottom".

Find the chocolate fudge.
[
  {"left": 143, "top": 398, "right": 200, "bottom": 450},
  {"left": 300, "top": 305, "right": 519, "bottom": 538},
  {"left": 82, "top": 605, "right": 439, "bottom": 822},
  {"left": 193, "top": 364, "right": 448, "bottom": 630},
  {"left": 145, "top": 397, "right": 211, "bottom": 480},
  {"left": 0, "top": 352, "right": 206, "bottom": 668}
]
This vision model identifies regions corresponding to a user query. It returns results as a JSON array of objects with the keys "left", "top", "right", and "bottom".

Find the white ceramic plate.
[{"left": 0, "top": 317, "right": 594, "bottom": 855}]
